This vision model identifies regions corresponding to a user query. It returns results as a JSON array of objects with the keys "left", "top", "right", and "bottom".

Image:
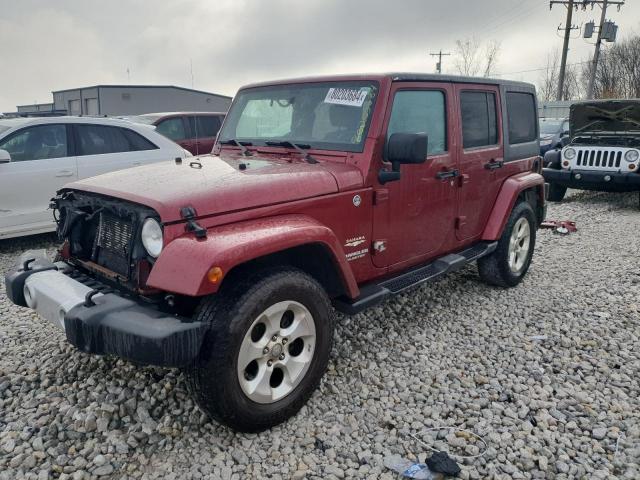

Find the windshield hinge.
[{"left": 180, "top": 206, "right": 207, "bottom": 239}]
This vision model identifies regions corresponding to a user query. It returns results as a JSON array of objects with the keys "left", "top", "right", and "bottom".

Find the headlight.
[
  {"left": 624, "top": 150, "right": 639, "bottom": 163},
  {"left": 563, "top": 148, "right": 576, "bottom": 160},
  {"left": 141, "top": 218, "right": 163, "bottom": 258}
]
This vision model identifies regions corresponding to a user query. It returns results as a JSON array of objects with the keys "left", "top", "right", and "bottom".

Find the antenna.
[{"left": 190, "top": 59, "right": 194, "bottom": 88}]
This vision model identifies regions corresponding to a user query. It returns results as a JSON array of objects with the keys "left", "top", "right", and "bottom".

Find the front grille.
[
  {"left": 93, "top": 212, "right": 134, "bottom": 276},
  {"left": 574, "top": 148, "right": 622, "bottom": 170}
]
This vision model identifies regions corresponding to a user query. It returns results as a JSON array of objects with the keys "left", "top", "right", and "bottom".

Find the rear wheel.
[
  {"left": 547, "top": 183, "right": 567, "bottom": 202},
  {"left": 185, "top": 268, "right": 334, "bottom": 432},
  {"left": 478, "top": 201, "right": 536, "bottom": 288}
]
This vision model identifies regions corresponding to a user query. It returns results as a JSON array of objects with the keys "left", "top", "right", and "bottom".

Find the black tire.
[
  {"left": 185, "top": 268, "right": 334, "bottom": 432},
  {"left": 478, "top": 201, "right": 536, "bottom": 288},
  {"left": 547, "top": 183, "right": 567, "bottom": 202}
]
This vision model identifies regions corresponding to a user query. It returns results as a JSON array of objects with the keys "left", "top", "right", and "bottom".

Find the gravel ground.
[{"left": 1, "top": 190, "right": 639, "bottom": 480}]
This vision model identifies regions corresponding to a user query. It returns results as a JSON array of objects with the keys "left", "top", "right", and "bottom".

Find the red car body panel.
[
  {"left": 65, "top": 153, "right": 364, "bottom": 224},
  {"left": 147, "top": 214, "right": 360, "bottom": 298},
  {"left": 481, "top": 171, "right": 545, "bottom": 240}
]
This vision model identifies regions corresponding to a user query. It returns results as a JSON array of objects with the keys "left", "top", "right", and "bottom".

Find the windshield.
[
  {"left": 539, "top": 120, "right": 562, "bottom": 135},
  {"left": 218, "top": 81, "right": 379, "bottom": 153}
]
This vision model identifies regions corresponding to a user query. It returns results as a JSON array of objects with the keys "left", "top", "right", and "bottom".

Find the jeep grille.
[
  {"left": 93, "top": 211, "right": 134, "bottom": 276},
  {"left": 575, "top": 149, "right": 622, "bottom": 170}
]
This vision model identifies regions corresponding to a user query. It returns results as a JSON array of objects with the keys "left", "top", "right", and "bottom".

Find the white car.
[{"left": 0, "top": 116, "right": 190, "bottom": 239}]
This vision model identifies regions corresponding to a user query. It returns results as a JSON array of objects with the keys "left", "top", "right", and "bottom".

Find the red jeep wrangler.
[{"left": 5, "top": 74, "right": 545, "bottom": 432}]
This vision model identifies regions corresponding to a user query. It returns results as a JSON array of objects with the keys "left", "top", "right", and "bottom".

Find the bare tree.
[
  {"left": 483, "top": 40, "right": 501, "bottom": 77},
  {"left": 537, "top": 50, "right": 583, "bottom": 101},
  {"left": 454, "top": 37, "right": 501, "bottom": 77}
]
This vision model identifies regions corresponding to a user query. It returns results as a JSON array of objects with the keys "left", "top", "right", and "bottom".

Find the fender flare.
[
  {"left": 481, "top": 172, "right": 545, "bottom": 241},
  {"left": 146, "top": 214, "right": 359, "bottom": 298}
]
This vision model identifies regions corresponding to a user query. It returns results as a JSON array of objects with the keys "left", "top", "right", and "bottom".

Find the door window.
[
  {"left": 507, "top": 92, "right": 537, "bottom": 144},
  {"left": 76, "top": 125, "right": 156, "bottom": 155},
  {"left": 0, "top": 124, "right": 68, "bottom": 161},
  {"left": 188, "top": 116, "right": 222, "bottom": 139},
  {"left": 387, "top": 90, "right": 446, "bottom": 154},
  {"left": 460, "top": 91, "right": 498, "bottom": 149},
  {"left": 156, "top": 117, "right": 187, "bottom": 141}
]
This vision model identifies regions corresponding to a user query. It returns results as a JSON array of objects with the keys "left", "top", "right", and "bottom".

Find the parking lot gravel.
[{"left": 1, "top": 190, "right": 639, "bottom": 480}]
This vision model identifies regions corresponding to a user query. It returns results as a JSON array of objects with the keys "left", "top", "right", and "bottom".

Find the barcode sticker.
[{"left": 324, "top": 88, "right": 369, "bottom": 107}]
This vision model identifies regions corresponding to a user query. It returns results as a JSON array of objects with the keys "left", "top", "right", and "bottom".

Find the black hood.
[{"left": 571, "top": 100, "right": 640, "bottom": 138}]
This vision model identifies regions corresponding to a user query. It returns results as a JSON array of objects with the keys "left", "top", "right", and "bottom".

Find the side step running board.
[{"left": 333, "top": 241, "right": 497, "bottom": 315}]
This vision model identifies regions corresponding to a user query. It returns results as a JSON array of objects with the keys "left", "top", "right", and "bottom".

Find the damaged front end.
[
  {"left": 52, "top": 190, "right": 159, "bottom": 292},
  {"left": 2, "top": 190, "right": 206, "bottom": 368}
]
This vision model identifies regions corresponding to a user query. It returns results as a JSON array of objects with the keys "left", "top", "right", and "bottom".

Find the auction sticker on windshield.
[{"left": 324, "top": 88, "right": 370, "bottom": 107}]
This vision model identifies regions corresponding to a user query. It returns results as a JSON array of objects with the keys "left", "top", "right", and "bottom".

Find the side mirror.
[
  {"left": 387, "top": 132, "right": 428, "bottom": 164},
  {"left": 0, "top": 149, "right": 11, "bottom": 164},
  {"left": 379, "top": 133, "right": 428, "bottom": 184}
]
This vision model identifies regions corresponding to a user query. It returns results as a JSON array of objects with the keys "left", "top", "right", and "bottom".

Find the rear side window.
[
  {"left": 156, "top": 117, "right": 187, "bottom": 141},
  {"left": 460, "top": 92, "right": 498, "bottom": 149},
  {"left": 507, "top": 92, "right": 537, "bottom": 144},
  {"left": 387, "top": 90, "right": 446, "bottom": 155},
  {"left": 122, "top": 129, "right": 158, "bottom": 151},
  {"left": 188, "top": 116, "right": 222, "bottom": 138},
  {"left": 76, "top": 125, "right": 156, "bottom": 155}
]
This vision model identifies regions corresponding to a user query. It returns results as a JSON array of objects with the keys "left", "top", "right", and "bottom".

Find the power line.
[{"left": 491, "top": 60, "right": 591, "bottom": 77}]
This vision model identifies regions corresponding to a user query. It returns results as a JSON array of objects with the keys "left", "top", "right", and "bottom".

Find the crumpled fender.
[
  {"left": 481, "top": 172, "right": 545, "bottom": 240},
  {"left": 146, "top": 214, "right": 359, "bottom": 298}
]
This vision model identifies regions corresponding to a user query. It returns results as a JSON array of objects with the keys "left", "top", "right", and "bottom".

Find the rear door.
[
  {"left": 155, "top": 116, "right": 193, "bottom": 153},
  {"left": 74, "top": 124, "right": 164, "bottom": 179},
  {"left": 373, "top": 82, "right": 458, "bottom": 268},
  {"left": 454, "top": 85, "right": 504, "bottom": 241},
  {"left": 0, "top": 124, "right": 77, "bottom": 236}
]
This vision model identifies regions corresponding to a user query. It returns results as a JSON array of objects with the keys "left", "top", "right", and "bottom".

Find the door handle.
[
  {"left": 436, "top": 169, "right": 459, "bottom": 180},
  {"left": 485, "top": 159, "right": 504, "bottom": 170},
  {"left": 55, "top": 170, "right": 74, "bottom": 177}
]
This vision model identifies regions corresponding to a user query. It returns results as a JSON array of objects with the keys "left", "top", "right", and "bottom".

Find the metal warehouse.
[{"left": 52, "top": 85, "right": 232, "bottom": 116}]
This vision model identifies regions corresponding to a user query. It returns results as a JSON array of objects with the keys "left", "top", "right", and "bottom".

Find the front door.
[
  {"left": 372, "top": 83, "right": 458, "bottom": 268},
  {"left": 454, "top": 85, "right": 504, "bottom": 241},
  {"left": 0, "top": 124, "right": 77, "bottom": 237}
]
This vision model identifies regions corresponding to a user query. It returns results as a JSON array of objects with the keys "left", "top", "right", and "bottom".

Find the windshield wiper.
[
  {"left": 265, "top": 140, "right": 318, "bottom": 164},
  {"left": 219, "top": 139, "right": 253, "bottom": 156}
]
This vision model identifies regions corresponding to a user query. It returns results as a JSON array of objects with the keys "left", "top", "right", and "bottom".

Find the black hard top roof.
[{"left": 241, "top": 72, "right": 536, "bottom": 91}]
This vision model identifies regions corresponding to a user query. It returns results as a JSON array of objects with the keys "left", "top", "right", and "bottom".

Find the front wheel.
[
  {"left": 185, "top": 268, "right": 334, "bottom": 432},
  {"left": 478, "top": 201, "right": 536, "bottom": 288}
]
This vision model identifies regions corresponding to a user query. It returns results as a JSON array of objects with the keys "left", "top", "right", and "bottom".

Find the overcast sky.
[{"left": 1, "top": 0, "right": 638, "bottom": 112}]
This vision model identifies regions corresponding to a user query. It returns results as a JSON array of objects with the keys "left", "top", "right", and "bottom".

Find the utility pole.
[
  {"left": 550, "top": 0, "right": 623, "bottom": 99},
  {"left": 556, "top": 0, "right": 574, "bottom": 101},
  {"left": 586, "top": 0, "right": 610, "bottom": 98},
  {"left": 430, "top": 50, "right": 451, "bottom": 74}
]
